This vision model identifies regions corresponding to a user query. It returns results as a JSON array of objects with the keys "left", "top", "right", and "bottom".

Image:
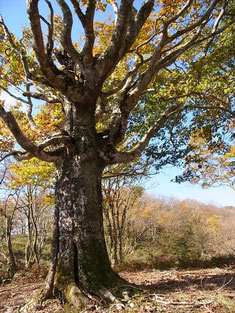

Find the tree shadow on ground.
[{"left": 141, "top": 271, "right": 235, "bottom": 293}]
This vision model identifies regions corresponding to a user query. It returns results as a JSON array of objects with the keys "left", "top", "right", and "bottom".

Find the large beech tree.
[{"left": 0, "top": 0, "right": 234, "bottom": 308}]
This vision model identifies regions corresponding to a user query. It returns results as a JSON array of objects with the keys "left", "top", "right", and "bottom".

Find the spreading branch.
[
  {"left": 0, "top": 86, "right": 30, "bottom": 107},
  {"left": 45, "top": 0, "right": 54, "bottom": 57},
  {"left": 0, "top": 105, "right": 60, "bottom": 162},
  {"left": 0, "top": 150, "right": 33, "bottom": 162},
  {"left": 96, "top": 0, "right": 155, "bottom": 80},
  {"left": 106, "top": 101, "right": 235, "bottom": 165},
  {"left": 1, "top": 0, "right": 233, "bottom": 172},
  {"left": 0, "top": 13, "right": 49, "bottom": 87},
  {"left": 105, "top": 0, "right": 232, "bottom": 147},
  {"left": 56, "top": 0, "right": 82, "bottom": 67},
  {"left": 26, "top": 0, "right": 82, "bottom": 102},
  {"left": 0, "top": 15, "right": 31, "bottom": 81},
  {"left": 22, "top": 91, "right": 62, "bottom": 103},
  {"left": 69, "top": 0, "right": 96, "bottom": 66}
]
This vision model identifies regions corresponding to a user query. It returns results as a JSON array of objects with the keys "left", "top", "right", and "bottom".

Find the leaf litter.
[{"left": 0, "top": 267, "right": 234, "bottom": 312}]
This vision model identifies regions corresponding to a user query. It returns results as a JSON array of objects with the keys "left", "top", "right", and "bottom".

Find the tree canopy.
[{"left": 0, "top": 0, "right": 234, "bottom": 170}]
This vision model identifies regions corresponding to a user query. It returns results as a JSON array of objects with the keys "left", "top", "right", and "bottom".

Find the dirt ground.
[{"left": 0, "top": 267, "right": 234, "bottom": 312}]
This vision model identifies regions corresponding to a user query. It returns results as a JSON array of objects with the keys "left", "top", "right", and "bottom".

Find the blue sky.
[
  {"left": 145, "top": 167, "right": 234, "bottom": 207},
  {"left": 0, "top": 0, "right": 234, "bottom": 207}
]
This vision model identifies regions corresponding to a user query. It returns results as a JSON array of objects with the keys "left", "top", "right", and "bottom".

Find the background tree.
[
  {"left": 124, "top": 195, "right": 235, "bottom": 269},
  {"left": 0, "top": 191, "right": 20, "bottom": 278},
  {"left": 4, "top": 158, "right": 54, "bottom": 269},
  {"left": 0, "top": 0, "right": 234, "bottom": 308},
  {"left": 103, "top": 163, "right": 144, "bottom": 265}
]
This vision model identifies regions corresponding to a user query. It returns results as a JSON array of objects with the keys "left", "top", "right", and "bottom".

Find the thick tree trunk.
[
  {"left": 18, "top": 108, "right": 134, "bottom": 312},
  {"left": 38, "top": 114, "right": 128, "bottom": 309},
  {"left": 51, "top": 156, "right": 126, "bottom": 307}
]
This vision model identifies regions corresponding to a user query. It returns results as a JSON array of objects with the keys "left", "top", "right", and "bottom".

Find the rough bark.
[{"left": 39, "top": 122, "right": 129, "bottom": 309}]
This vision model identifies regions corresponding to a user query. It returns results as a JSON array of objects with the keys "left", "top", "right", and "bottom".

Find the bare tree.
[
  {"left": 0, "top": 191, "right": 20, "bottom": 278},
  {"left": 103, "top": 168, "right": 143, "bottom": 264}
]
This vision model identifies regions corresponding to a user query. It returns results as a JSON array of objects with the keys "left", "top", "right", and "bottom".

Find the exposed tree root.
[
  {"left": 19, "top": 278, "right": 140, "bottom": 312},
  {"left": 64, "top": 282, "right": 91, "bottom": 310}
]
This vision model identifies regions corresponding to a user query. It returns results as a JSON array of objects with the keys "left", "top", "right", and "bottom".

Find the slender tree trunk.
[
  {"left": 41, "top": 203, "right": 59, "bottom": 300},
  {"left": 111, "top": 204, "right": 119, "bottom": 265},
  {"left": 25, "top": 209, "right": 32, "bottom": 268},
  {"left": 119, "top": 207, "right": 127, "bottom": 264},
  {"left": 39, "top": 221, "right": 46, "bottom": 257},
  {"left": 30, "top": 203, "right": 40, "bottom": 268},
  {"left": 103, "top": 205, "right": 115, "bottom": 264},
  {"left": 6, "top": 217, "right": 17, "bottom": 277},
  {"left": 118, "top": 230, "right": 124, "bottom": 264}
]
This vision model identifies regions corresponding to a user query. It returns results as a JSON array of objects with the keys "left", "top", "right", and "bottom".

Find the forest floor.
[{"left": 0, "top": 267, "right": 234, "bottom": 313}]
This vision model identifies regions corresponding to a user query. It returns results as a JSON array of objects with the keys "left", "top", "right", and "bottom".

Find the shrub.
[{"left": 153, "top": 255, "right": 178, "bottom": 270}]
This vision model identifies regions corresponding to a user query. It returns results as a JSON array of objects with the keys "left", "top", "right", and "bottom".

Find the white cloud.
[
  {"left": 0, "top": 90, "right": 18, "bottom": 109},
  {"left": 0, "top": 90, "right": 26, "bottom": 111}
]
